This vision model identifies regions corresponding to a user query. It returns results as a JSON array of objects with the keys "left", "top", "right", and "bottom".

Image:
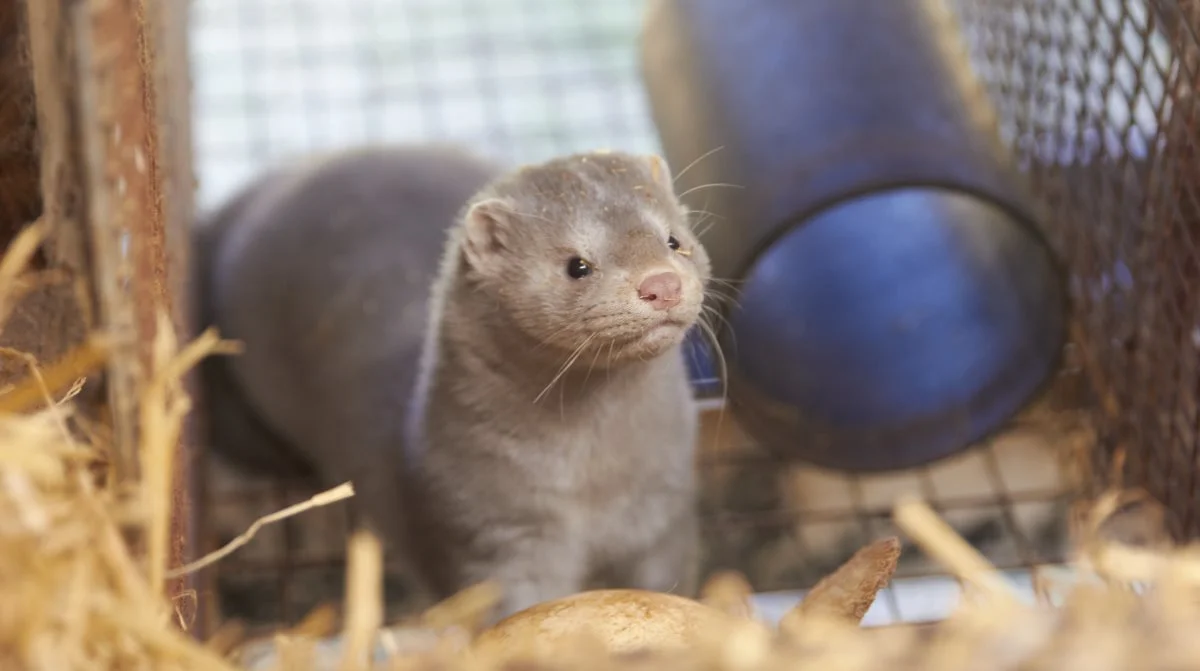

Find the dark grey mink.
[{"left": 192, "top": 144, "right": 501, "bottom": 544}]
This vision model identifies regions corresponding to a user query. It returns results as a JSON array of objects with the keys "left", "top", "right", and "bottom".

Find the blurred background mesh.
[{"left": 190, "top": 0, "right": 658, "bottom": 213}]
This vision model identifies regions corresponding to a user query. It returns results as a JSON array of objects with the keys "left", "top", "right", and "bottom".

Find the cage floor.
[{"left": 205, "top": 397, "right": 1082, "bottom": 633}]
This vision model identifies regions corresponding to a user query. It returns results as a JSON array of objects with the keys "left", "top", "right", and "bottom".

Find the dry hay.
[
  {"left": 0, "top": 219, "right": 239, "bottom": 670},
  {"left": 0, "top": 397, "right": 237, "bottom": 670}
]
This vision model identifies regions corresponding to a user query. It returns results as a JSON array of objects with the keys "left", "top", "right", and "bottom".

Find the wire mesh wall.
[
  {"left": 952, "top": 0, "right": 1200, "bottom": 539},
  {"left": 190, "top": 0, "right": 658, "bottom": 212},
  {"left": 189, "top": 0, "right": 1103, "bottom": 634}
]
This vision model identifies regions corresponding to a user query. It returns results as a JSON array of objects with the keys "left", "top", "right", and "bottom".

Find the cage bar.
[{"left": 23, "top": 0, "right": 201, "bottom": 632}]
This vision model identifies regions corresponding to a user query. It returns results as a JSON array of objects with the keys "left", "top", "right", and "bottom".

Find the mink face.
[{"left": 457, "top": 151, "right": 712, "bottom": 364}]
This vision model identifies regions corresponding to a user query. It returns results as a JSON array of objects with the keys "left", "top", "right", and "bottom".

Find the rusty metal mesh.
[
  {"left": 952, "top": 0, "right": 1200, "bottom": 539},
  {"left": 187, "top": 0, "right": 1200, "bottom": 634}
]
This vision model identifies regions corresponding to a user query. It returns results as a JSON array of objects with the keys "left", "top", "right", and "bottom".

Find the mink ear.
[
  {"left": 644, "top": 154, "right": 673, "bottom": 191},
  {"left": 461, "top": 198, "right": 513, "bottom": 270}
]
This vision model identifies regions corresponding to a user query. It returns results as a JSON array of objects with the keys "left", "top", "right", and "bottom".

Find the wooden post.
[{"left": 69, "top": 0, "right": 201, "bottom": 633}]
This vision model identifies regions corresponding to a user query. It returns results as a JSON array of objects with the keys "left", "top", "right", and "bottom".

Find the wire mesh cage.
[
  {"left": 953, "top": 0, "right": 1199, "bottom": 534},
  {"left": 184, "top": 0, "right": 1200, "bottom": 639}
]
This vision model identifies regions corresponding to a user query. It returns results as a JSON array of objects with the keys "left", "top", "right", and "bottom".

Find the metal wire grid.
[
  {"left": 696, "top": 395, "right": 1085, "bottom": 593},
  {"left": 203, "top": 401, "right": 1082, "bottom": 632},
  {"left": 189, "top": 0, "right": 657, "bottom": 212},
  {"left": 951, "top": 0, "right": 1200, "bottom": 539},
  {"left": 190, "top": 0, "right": 1084, "bottom": 632}
]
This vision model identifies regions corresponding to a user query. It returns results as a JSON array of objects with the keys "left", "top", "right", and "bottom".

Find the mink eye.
[
  {"left": 667, "top": 235, "right": 681, "bottom": 251},
  {"left": 566, "top": 257, "right": 593, "bottom": 279}
]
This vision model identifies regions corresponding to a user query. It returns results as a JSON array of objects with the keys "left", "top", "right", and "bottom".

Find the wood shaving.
[{"left": 780, "top": 536, "right": 901, "bottom": 633}]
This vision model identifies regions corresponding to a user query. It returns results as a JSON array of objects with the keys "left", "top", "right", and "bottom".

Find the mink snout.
[{"left": 636, "top": 271, "right": 683, "bottom": 310}]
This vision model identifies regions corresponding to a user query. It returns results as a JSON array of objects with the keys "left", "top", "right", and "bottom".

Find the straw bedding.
[{"left": 0, "top": 402, "right": 236, "bottom": 670}]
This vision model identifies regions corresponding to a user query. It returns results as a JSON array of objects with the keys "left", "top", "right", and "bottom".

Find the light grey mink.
[{"left": 400, "top": 150, "right": 713, "bottom": 620}]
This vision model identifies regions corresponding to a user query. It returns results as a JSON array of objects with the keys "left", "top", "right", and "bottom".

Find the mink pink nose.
[{"left": 637, "top": 272, "right": 683, "bottom": 311}]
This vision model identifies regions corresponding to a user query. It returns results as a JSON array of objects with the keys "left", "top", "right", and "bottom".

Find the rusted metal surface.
[
  {"left": 72, "top": 0, "right": 197, "bottom": 631},
  {"left": 147, "top": 0, "right": 203, "bottom": 635},
  {"left": 75, "top": 0, "right": 162, "bottom": 483},
  {"left": 951, "top": 0, "right": 1200, "bottom": 540}
]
